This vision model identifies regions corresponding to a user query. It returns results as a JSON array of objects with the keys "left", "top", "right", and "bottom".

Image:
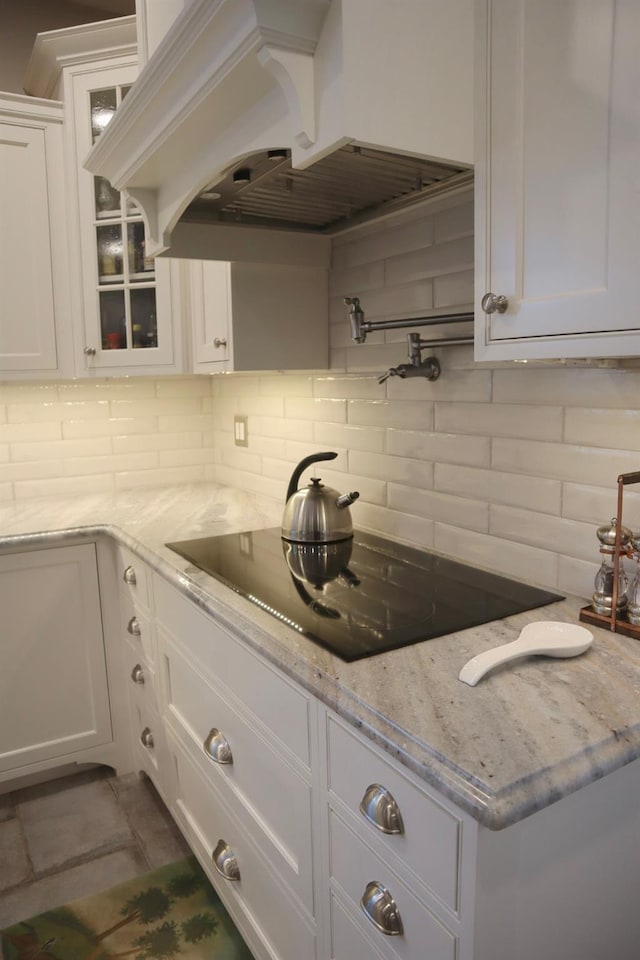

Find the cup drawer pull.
[
  {"left": 140, "top": 727, "right": 154, "bottom": 749},
  {"left": 212, "top": 840, "right": 240, "bottom": 881},
  {"left": 360, "top": 881, "right": 403, "bottom": 936},
  {"left": 203, "top": 728, "right": 233, "bottom": 765},
  {"left": 359, "top": 784, "right": 405, "bottom": 835},
  {"left": 127, "top": 616, "right": 141, "bottom": 637},
  {"left": 123, "top": 565, "right": 137, "bottom": 585},
  {"left": 131, "top": 664, "right": 145, "bottom": 684}
]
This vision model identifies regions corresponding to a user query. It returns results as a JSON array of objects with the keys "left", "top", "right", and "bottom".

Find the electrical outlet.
[{"left": 234, "top": 414, "right": 248, "bottom": 447}]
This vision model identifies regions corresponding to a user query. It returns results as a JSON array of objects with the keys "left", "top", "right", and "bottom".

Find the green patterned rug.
[{"left": 0, "top": 857, "right": 253, "bottom": 960}]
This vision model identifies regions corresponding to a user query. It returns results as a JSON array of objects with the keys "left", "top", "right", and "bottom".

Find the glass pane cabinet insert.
[
  {"left": 73, "top": 65, "right": 173, "bottom": 369},
  {"left": 89, "top": 83, "right": 157, "bottom": 354}
]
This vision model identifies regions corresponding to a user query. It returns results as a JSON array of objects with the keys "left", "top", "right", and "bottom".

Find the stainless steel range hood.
[
  {"left": 86, "top": 0, "right": 473, "bottom": 266},
  {"left": 182, "top": 144, "right": 472, "bottom": 234}
]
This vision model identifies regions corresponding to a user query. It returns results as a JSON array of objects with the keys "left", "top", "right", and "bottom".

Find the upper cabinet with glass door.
[{"left": 24, "top": 18, "right": 184, "bottom": 376}]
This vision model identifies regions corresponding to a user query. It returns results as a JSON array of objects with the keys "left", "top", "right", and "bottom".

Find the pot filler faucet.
[{"left": 343, "top": 296, "right": 474, "bottom": 384}]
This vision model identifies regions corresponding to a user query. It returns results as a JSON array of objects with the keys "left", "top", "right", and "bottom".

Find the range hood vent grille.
[{"left": 184, "top": 144, "right": 472, "bottom": 235}]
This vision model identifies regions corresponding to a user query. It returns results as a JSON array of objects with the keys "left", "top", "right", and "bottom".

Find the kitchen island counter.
[{"left": 1, "top": 483, "right": 639, "bottom": 831}]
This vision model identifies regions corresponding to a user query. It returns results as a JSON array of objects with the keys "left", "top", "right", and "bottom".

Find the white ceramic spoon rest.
[{"left": 458, "top": 621, "right": 594, "bottom": 687}]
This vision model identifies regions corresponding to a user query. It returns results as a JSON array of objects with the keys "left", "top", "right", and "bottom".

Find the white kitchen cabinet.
[
  {"left": 474, "top": 0, "right": 640, "bottom": 360},
  {"left": 0, "top": 94, "right": 73, "bottom": 379},
  {"left": 189, "top": 259, "right": 328, "bottom": 372},
  {"left": 0, "top": 544, "right": 112, "bottom": 782},
  {"left": 25, "top": 18, "right": 185, "bottom": 377},
  {"left": 153, "top": 572, "right": 318, "bottom": 960}
]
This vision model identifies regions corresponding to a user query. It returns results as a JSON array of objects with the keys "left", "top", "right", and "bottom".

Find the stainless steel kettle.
[{"left": 281, "top": 452, "right": 359, "bottom": 543}]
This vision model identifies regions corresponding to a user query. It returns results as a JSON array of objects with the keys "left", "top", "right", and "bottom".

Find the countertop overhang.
[{"left": 2, "top": 483, "right": 639, "bottom": 831}]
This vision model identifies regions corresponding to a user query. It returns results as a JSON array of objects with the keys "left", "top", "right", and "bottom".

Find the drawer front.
[
  {"left": 161, "top": 633, "right": 314, "bottom": 913},
  {"left": 329, "top": 810, "right": 457, "bottom": 960},
  {"left": 123, "top": 638, "right": 158, "bottom": 714},
  {"left": 130, "top": 698, "right": 166, "bottom": 797},
  {"left": 117, "top": 548, "right": 150, "bottom": 612},
  {"left": 327, "top": 716, "right": 461, "bottom": 913},
  {"left": 330, "top": 892, "right": 387, "bottom": 960},
  {"left": 154, "top": 574, "right": 310, "bottom": 765},
  {"left": 167, "top": 728, "right": 316, "bottom": 960},
  {"left": 121, "top": 605, "right": 155, "bottom": 666}
]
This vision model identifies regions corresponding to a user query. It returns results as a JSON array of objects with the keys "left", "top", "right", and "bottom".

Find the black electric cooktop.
[{"left": 167, "top": 528, "right": 563, "bottom": 662}]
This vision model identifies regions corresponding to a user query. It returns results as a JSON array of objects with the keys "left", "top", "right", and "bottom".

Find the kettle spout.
[{"left": 336, "top": 491, "right": 360, "bottom": 509}]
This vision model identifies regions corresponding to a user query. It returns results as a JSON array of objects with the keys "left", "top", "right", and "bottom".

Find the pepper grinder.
[
  {"left": 592, "top": 518, "right": 631, "bottom": 616},
  {"left": 626, "top": 533, "right": 640, "bottom": 625}
]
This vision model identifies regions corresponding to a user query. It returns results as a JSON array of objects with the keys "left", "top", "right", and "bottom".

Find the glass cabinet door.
[{"left": 73, "top": 66, "right": 174, "bottom": 369}]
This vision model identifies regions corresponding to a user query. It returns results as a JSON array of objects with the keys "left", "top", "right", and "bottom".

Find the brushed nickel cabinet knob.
[
  {"left": 481, "top": 292, "right": 509, "bottom": 314},
  {"left": 127, "top": 616, "right": 141, "bottom": 637},
  {"left": 123, "top": 565, "right": 137, "bottom": 585},
  {"left": 131, "top": 664, "right": 145, "bottom": 684}
]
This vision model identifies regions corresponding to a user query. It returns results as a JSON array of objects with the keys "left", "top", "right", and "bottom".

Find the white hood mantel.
[{"left": 86, "top": 0, "right": 473, "bottom": 265}]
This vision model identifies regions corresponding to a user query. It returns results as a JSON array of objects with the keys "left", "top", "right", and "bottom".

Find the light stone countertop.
[{"left": 2, "top": 482, "right": 640, "bottom": 831}]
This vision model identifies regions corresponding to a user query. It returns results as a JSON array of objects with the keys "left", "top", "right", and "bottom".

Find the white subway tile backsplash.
[
  {"left": 433, "top": 270, "right": 474, "bottom": 309},
  {"left": 489, "top": 505, "right": 595, "bottom": 563},
  {"left": 284, "top": 397, "right": 347, "bottom": 423},
  {"left": 357, "top": 502, "right": 434, "bottom": 549},
  {"left": 388, "top": 429, "right": 490, "bottom": 467},
  {"left": 259, "top": 375, "right": 314, "bottom": 398},
  {"left": 348, "top": 399, "right": 434, "bottom": 431},
  {"left": 564, "top": 407, "right": 640, "bottom": 450},
  {"left": 8, "top": 401, "right": 110, "bottom": 423},
  {"left": 313, "top": 375, "right": 380, "bottom": 400},
  {"left": 388, "top": 483, "right": 489, "bottom": 532},
  {"left": 493, "top": 367, "right": 640, "bottom": 408},
  {"left": 435, "top": 463, "right": 562, "bottom": 514},
  {"left": 0, "top": 421, "right": 61, "bottom": 442},
  {"left": 433, "top": 200, "right": 474, "bottom": 244},
  {"left": 15, "top": 474, "right": 114, "bottom": 499},
  {"left": 557, "top": 556, "right": 596, "bottom": 601},
  {"left": 313, "top": 421, "right": 385, "bottom": 453},
  {"left": 434, "top": 523, "right": 559, "bottom": 589},
  {"left": 386, "top": 369, "right": 492, "bottom": 403},
  {"left": 63, "top": 417, "right": 158, "bottom": 439},
  {"left": 561, "top": 482, "right": 640, "bottom": 527},
  {"left": 352, "top": 280, "right": 433, "bottom": 320},
  {"left": 331, "top": 215, "right": 434, "bottom": 269},
  {"left": 385, "top": 236, "right": 473, "bottom": 286},
  {"left": 492, "top": 438, "right": 640, "bottom": 487},
  {"left": 11, "top": 438, "right": 111, "bottom": 462},
  {"left": 435, "top": 402, "right": 563, "bottom": 441},
  {"left": 115, "top": 465, "right": 206, "bottom": 490},
  {"left": 328, "top": 261, "right": 385, "bottom": 297},
  {"left": 349, "top": 450, "right": 433, "bottom": 488}
]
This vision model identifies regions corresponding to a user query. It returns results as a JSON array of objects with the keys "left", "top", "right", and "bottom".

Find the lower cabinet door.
[
  {"left": 0, "top": 543, "right": 112, "bottom": 776},
  {"left": 166, "top": 728, "right": 317, "bottom": 960}
]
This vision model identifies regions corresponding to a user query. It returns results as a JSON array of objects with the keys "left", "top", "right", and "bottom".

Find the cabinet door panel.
[
  {"left": 0, "top": 120, "right": 57, "bottom": 370},
  {"left": 0, "top": 544, "right": 111, "bottom": 774},
  {"left": 475, "top": 0, "right": 640, "bottom": 356}
]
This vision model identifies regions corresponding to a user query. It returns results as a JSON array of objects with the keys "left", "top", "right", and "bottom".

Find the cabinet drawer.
[
  {"left": 329, "top": 809, "right": 456, "bottom": 960},
  {"left": 121, "top": 604, "right": 154, "bottom": 665},
  {"left": 117, "top": 548, "right": 150, "bottom": 612},
  {"left": 160, "top": 633, "right": 314, "bottom": 914},
  {"left": 330, "top": 891, "right": 387, "bottom": 960},
  {"left": 154, "top": 574, "right": 310, "bottom": 765},
  {"left": 123, "top": 638, "right": 158, "bottom": 714},
  {"left": 167, "top": 728, "right": 316, "bottom": 960},
  {"left": 327, "top": 716, "right": 461, "bottom": 913},
  {"left": 130, "top": 698, "right": 166, "bottom": 797}
]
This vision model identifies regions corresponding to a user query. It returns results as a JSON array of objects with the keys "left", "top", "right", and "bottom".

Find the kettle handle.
[{"left": 286, "top": 452, "right": 337, "bottom": 502}]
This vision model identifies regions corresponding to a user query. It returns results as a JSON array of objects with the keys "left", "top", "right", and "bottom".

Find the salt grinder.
[{"left": 592, "top": 518, "right": 631, "bottom": 616}]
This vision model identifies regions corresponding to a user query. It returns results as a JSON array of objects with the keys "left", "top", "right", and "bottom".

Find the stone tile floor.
[{"left": 0, "top": 767, "right": 190, "bottom": 929}]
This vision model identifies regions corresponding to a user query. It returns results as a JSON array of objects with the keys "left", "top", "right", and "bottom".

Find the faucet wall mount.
[{"left": 343, "top": 296, "right": 474, "bottom": 384}]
